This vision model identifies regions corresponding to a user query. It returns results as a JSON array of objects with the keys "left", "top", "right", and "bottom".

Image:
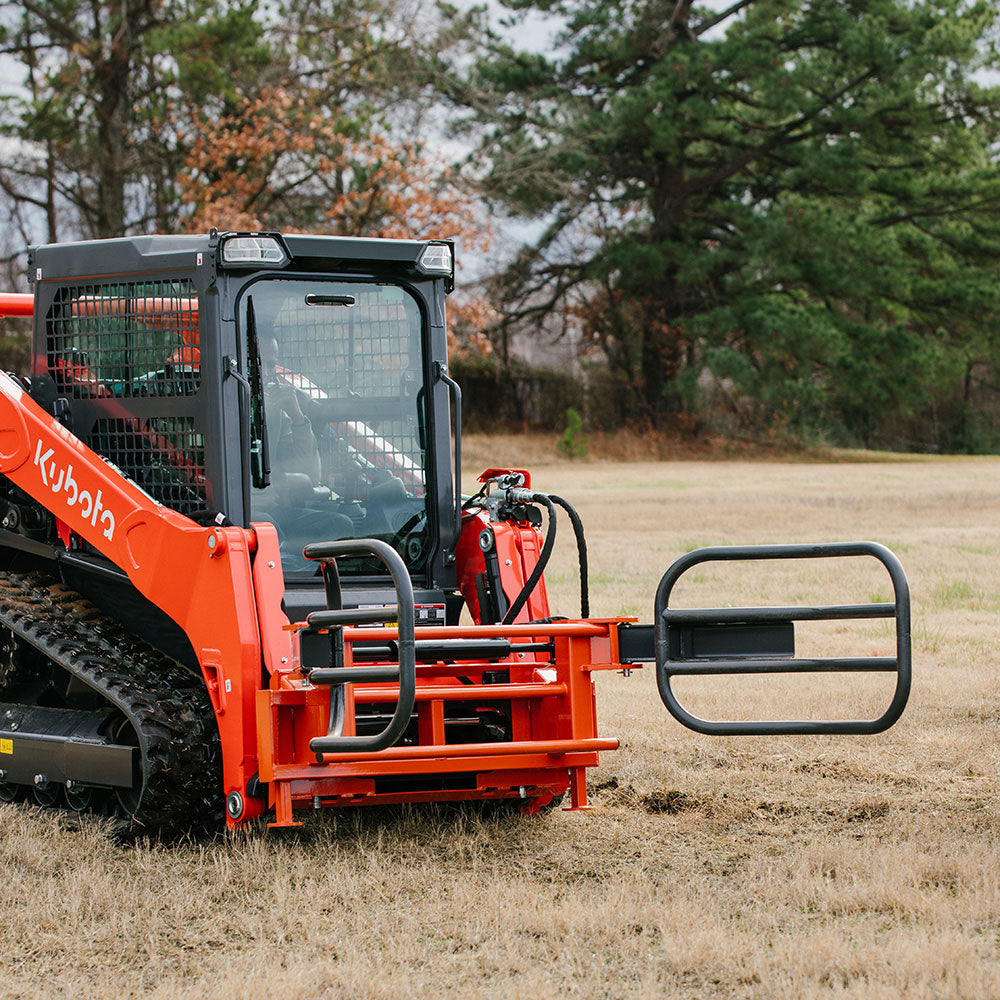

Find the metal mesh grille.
[
  {"left": 267, "top": 285, "right": 425, "bottom": 495},
  {"left": 274, "top": 292, "right": 414, "bottom": 395},
  {"left": 46, "top": 280, "right": 200, "bottom": 398},
  {"left": 90, "top": 417, "right": 209, "bottom": 515}
]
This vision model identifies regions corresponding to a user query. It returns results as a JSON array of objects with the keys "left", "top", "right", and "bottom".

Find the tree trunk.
[{"left": 93, "top": 35, "right": 131, "bottom": 238}]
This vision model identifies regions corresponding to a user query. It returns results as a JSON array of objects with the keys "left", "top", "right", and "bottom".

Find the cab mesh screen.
[
  {"left": 46, "top": 280, "right": 200, "bottom": 398},
  {"left": 266, "top": 285, "right": 425, "bottom": 497},
  {"left": 90, "top": 417, "right": 208, "bottom": 515}
]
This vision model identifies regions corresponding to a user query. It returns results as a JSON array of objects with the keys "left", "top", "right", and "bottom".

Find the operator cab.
[{"left": 25, "top": 231, "right": 462, "bottom": 632}]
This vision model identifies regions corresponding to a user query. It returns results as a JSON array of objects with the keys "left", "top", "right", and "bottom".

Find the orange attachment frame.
[{"left": 256, "top": 620, "right": 626, "bottom": 826}]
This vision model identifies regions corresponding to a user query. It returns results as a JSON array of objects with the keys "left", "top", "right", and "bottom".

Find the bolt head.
[{"left": 226, "top": 790, "right": 244, "bottom": 820}]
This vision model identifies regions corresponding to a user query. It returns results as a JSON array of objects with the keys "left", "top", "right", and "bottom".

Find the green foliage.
[
  {"left": 0, "top": 0, "right": 469, "bottom": 243},
  {"left": 556, "top": 407, "right": 589, "bottom": 458},
  {"left": 448, "top": 0, "right": 1000, "bottom": 450},
  {"left": 0, "top": 327, "right": 30, "bottom": 377},
  {"left": 0, "top": 0, "right": 272, "bottom": 239}
]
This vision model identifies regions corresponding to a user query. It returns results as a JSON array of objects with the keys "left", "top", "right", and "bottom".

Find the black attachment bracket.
[
  {"left": 654, "top": 541, "right": 911, "bottom": 735},
  {"left": 302, "top": 538, "right": 416, "bottom": 755}
]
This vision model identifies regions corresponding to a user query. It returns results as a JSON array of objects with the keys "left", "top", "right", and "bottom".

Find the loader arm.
[{"left": 0, "top": 370, "right": 276, "bottom": 823}]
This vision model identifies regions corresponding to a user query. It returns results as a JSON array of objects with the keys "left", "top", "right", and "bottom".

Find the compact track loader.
[{"left": 0, "top": 232, "right": 911, "bottom": 834}]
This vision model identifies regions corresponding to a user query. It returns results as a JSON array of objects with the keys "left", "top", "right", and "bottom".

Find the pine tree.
[{"left": 452, "top": 0, "right": 1000, "bottom": 446}]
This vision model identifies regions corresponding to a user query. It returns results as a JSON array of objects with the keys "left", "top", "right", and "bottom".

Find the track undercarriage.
[{"left": 0, "top": 572, "right": 222, "bottom": 836}]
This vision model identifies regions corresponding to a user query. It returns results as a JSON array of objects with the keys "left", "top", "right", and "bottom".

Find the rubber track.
[{"left": 0, "top": 571, "right": 222, "bottom": 837}]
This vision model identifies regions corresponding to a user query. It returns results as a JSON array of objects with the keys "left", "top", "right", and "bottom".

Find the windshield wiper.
[{"left": 246, "top": 296, "right": 271, "bottom": 489}]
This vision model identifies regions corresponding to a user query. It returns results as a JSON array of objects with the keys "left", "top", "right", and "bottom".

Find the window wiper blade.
[{"left": 246, "top": 295, "right": 271, "bottom": 489}]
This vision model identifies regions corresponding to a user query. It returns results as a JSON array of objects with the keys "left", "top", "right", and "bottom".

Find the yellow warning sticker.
[{"left": 0, "top": 739, "right": 12, "bottom": 755}]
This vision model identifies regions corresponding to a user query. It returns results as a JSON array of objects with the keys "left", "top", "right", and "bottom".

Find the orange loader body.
[{"left": 0, "top": 233, "right": 910, "bottom": 833}]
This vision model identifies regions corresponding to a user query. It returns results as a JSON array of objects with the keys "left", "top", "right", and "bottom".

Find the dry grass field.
[{"left": 2, "top": 442, "right": 999, "bottom": 999}]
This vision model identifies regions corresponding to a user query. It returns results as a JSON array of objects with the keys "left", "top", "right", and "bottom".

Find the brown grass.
[{"left": 2, "top": 448, "right": 999, "bottom": 999}]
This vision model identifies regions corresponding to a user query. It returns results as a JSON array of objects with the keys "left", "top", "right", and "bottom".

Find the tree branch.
[
  {"left": 696, "top": 67, "right": 879, "bottom": 194},
  {"left": 693, "top": 0, "right": 759, "bottom": 37},
  {"left": 14, "top": 0, "right": 82, "bottom": 50}
]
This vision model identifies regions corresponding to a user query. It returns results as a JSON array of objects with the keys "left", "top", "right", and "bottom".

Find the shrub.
[{"left": 556, "top": 407, "right": 589, "bottom": 459}]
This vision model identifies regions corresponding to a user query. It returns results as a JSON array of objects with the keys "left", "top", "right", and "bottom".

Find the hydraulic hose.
[
  {"left": 501, "top": 493, "right": 557, "bottom": 625},
  {"left": 549, "top": 494, "right": 589, "bottom": 619}
]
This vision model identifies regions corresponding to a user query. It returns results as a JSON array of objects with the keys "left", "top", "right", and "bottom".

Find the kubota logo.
[{"left": 34, "top": 440, "right": 116, "bottom": 541}]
